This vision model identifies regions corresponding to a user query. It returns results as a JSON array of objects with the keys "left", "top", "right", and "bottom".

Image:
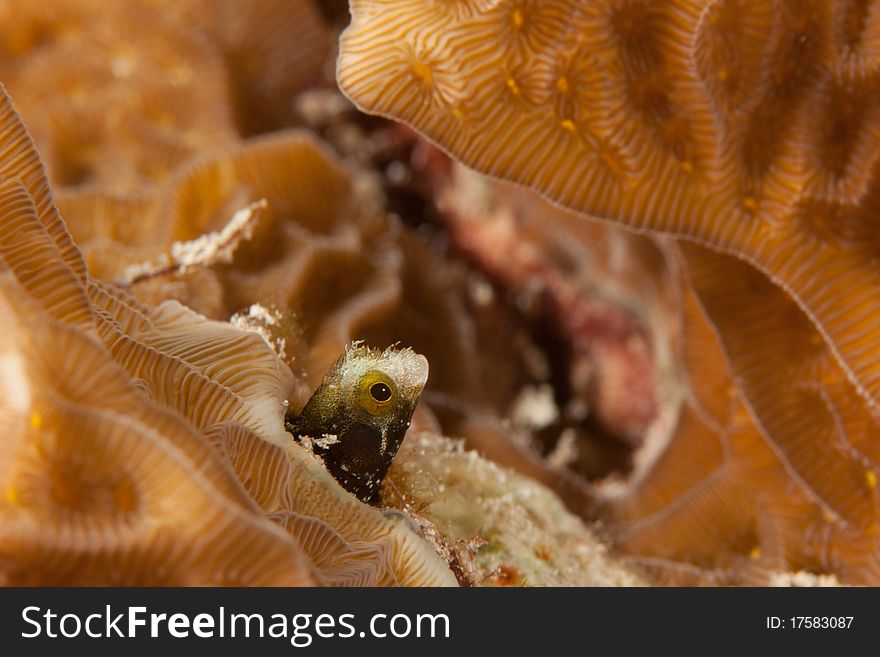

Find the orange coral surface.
[
  {"left": 338, "top": 0, "right": 880, "bottom": 583},
  {"left": 0, "top": 81, "right": 458, "bottom": 585},
  {"left": 1, "top": 0, "right": 878, "bottom": 585}
]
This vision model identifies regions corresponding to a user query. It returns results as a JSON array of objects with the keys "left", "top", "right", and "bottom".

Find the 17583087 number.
[
  {"left": 766, "top": 616, "right": 854, "bottom": 629},
  {"left": 791, "top": 617, "right": 853, "bottom": 629}
]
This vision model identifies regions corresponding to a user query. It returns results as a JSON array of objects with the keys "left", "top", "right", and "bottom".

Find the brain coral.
[
  {"left": 338, "top": 0, "right": 880, "bottom": 583},
  {"left": 55, "top": 129, "right": 542, "bottom": 448},
  {"left": 0, "top": 0, "right": 330, "bottom": 192},
  {"left": 3, "top": 0, "right": 871, "bottom": 586},
  {"left": 337, "top": 0, "right": 880, "bottom": 409},
  {"left": 427, "top": 165, "right": 880, "bottom": 584},
  {"left": 0, "top": 83, "right": 458, "bottom": 586},
  {"left": 596, "top": 252, "right": 877, "bottom": 585},
  {"left": 0, "top": 7, "right": 631, "bottom": 581},
  {"left": 0, "top": 0, "right": 539, "bottom": 431}
]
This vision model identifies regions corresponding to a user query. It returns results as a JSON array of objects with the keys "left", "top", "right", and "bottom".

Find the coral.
[
  {"left": 0, "top": 90, "right": 311, "bottom": 584},
  {"left": 57, "top": 129, "right": 542, "bottom": 440},
  {"left": 386, "top": 431, "right": 647, "bottom": 586},
  {"left": 4, "top": 0, "right": 869, "bottom": 587},
  {"left": 338, "top": 0, "right": 880, "bottom": 583},
  {"left": 0, "top": 2, "right": 235, "bottom": 192},
  {"left": 671, "top": 244, "right": 880, "bottom": 582},
  {"left": 437, "top": 166, "right": 681, "bottom": 452},
  {"left": 0, "top": 84, "right": 457, "bottom": 586},
  {"left": 207, "top": 421, "right": 457, "bottom": 586},
  {"left": 425, "top": 165, "right": 878, "bottom": 584},
  {"left": 337, "top": 0, "right": 880, "bottom": 406},
  {"left": 190, "top": 0, "right": 333, "bottom": 135},
  {"left": 0, "top": 0, "right": 331, "bottom": 193},
  {"left": 681, "top": 244, "right": 880, "bottom": 534},
  {"left": 593, "top": 268, "right": 853, "bottom": 585}
]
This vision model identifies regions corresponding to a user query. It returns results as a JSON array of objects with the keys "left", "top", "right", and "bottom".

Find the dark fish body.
[{"left": 286, "top": 342, "right": 429, "bottom": 503}]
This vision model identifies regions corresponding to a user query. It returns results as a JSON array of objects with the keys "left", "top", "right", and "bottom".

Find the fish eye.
[
  {"left": 370, "top": 382, "right": 392, "bottom": 402},
  {"left": 359, "top": 371, "right": 397, "bottom": 415}
]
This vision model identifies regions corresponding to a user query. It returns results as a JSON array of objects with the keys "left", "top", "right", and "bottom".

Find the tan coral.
[
  {"left": 57, "top": 129, "right": 541, "bottom": 436},
  {"left": 0, "top": 84, "right": 85, "bottom": 281},
  {"left": 407, "top": 148, "right": 880, "bottom": 583},
  {"left": 188, "top": 0, "right": 333, "bottom": 135},
  {"left": 208, "top": 422, "right": 457, "bottom": 586},
  {"left": 337, "top": 0, "right": 880, "bottom": 413},
  {"left": 0, "top": 0, "right": 333, "bottom": 193},
  {"left": 675, "top": 244, "right": 880, "bottom": 581},
  {"left": 339, "top": 0, "right": 880, "bottom": 584},
  {"left": 1, "top": 2, "right": 238, "bottom": 193},
  {"left": 0, "top": 104, "right": 316, "bottom": 583},
  {"left": 0, "top": 81, "right": 460, "bottom": 586},
  {"left": 593, "top": 253, "right": 880, "bottom": 585},
  {"left": 0, "top": 286, "right": 318, "bottom": 585}
]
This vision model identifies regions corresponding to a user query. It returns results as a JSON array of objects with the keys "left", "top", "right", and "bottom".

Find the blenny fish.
[{"left": 285, "top": 342, "right": 429, "bottom": 503}]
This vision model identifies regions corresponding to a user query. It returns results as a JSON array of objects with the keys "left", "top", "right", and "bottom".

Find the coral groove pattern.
[
  {"left": 339, "top": 0, "right": 880, "bottom": 583},
  {"left": 0, "top": 83, "right": 456, "bottom": 586}
]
